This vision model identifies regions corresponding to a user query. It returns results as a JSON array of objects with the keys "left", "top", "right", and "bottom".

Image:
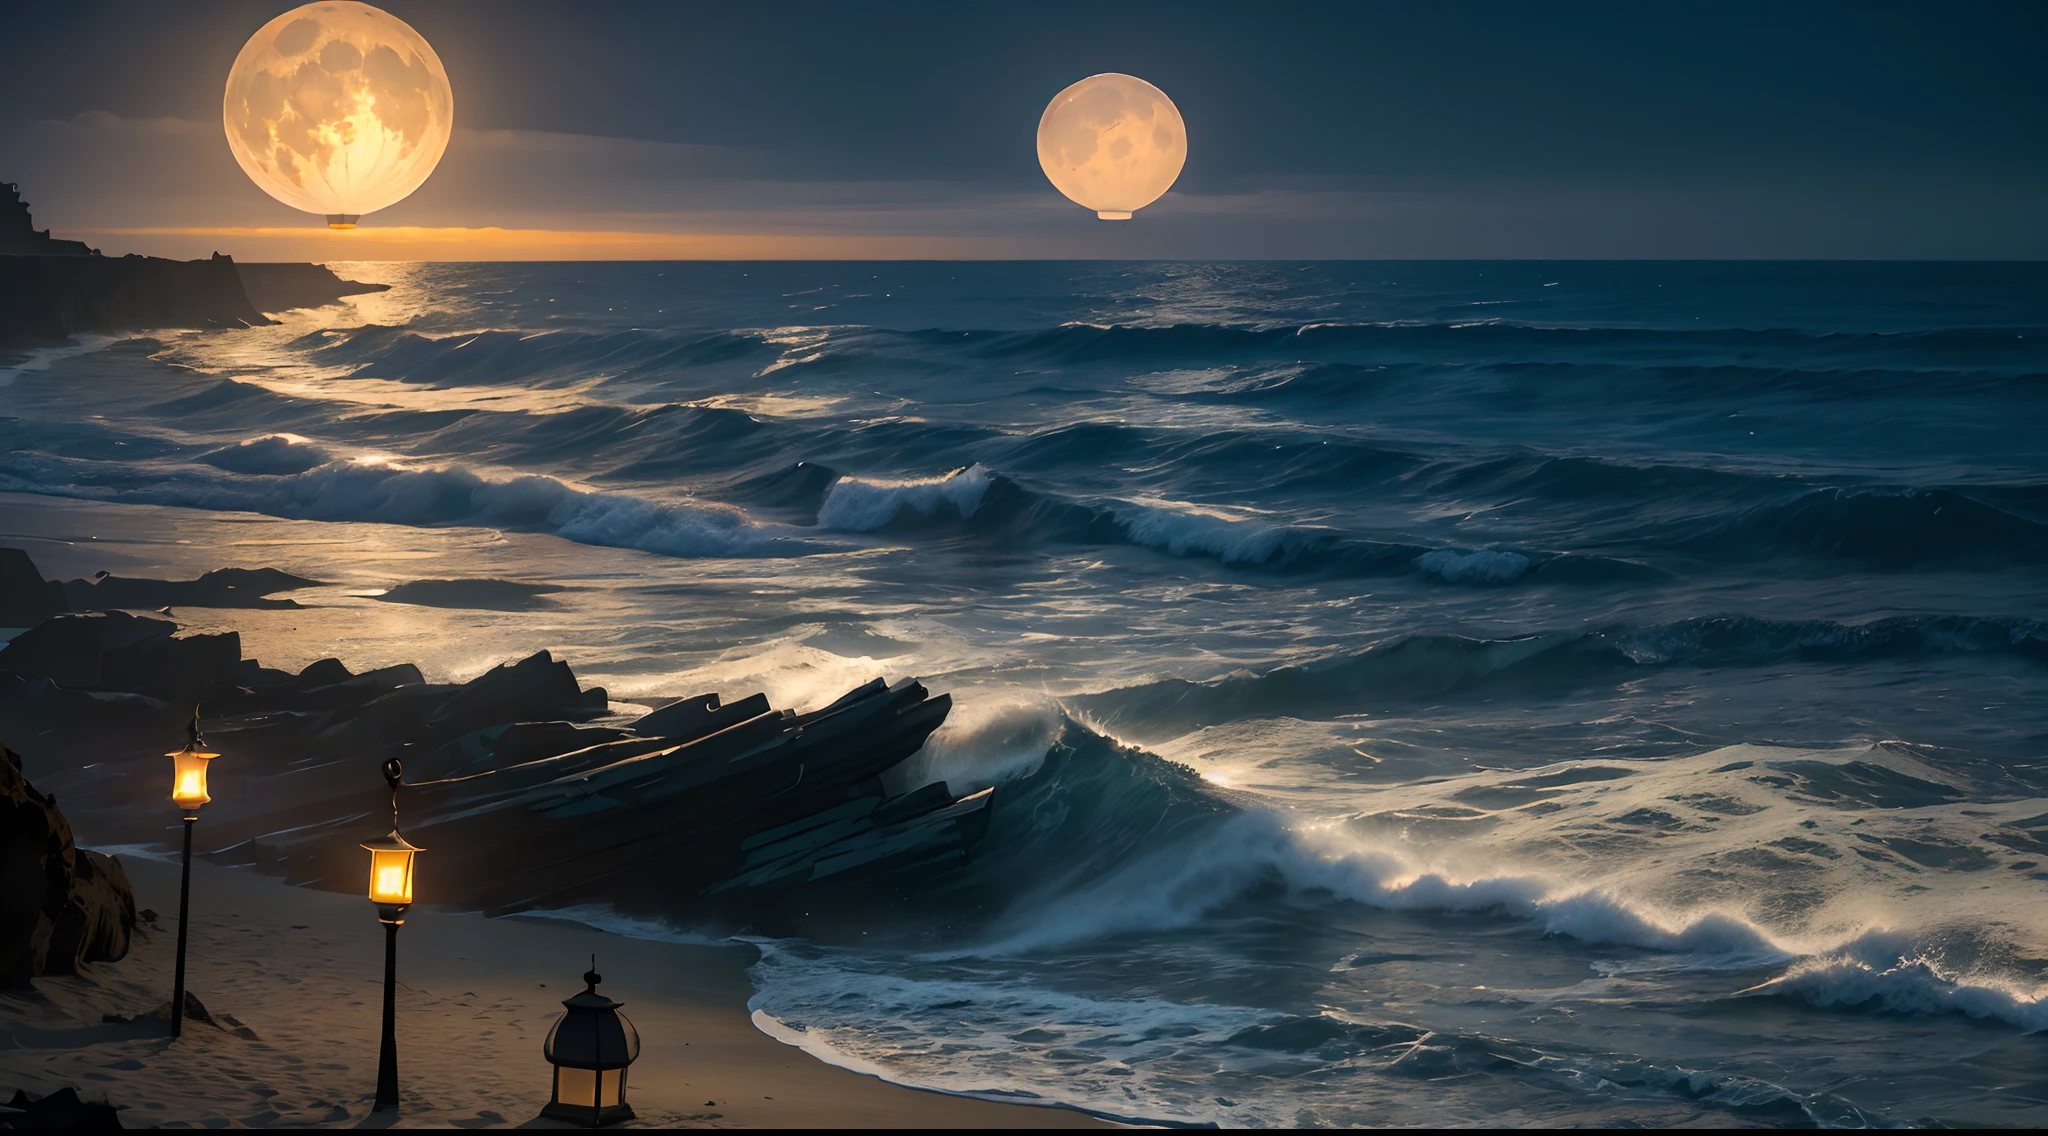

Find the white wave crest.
[
  {"left": 817, "top": 464, "right": 992, "bottom": 531},
  {"left": 1109, "top": 497, "right": 1293, "bottom": 563},
  {"left": 1744, "top": 952, "right": 2048, "bottom": 1032},
  {"left": 0, "top": 447, "right": 823, "bottom": 560}
]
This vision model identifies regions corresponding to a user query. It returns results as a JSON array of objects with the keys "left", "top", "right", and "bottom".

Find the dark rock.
[
  {"left": 871, "top": 781, "right": 956, "bottom": 826},
  {"left": 425, "top": 650, "right": 585, "bottom": 736},
  {"left": 0, "top": 611, "right": 174, "bottom": 688},
  {"left": 235, "top": 262, "right": 390, "bottom": 313},
  {"left": 0, "top": 745, "right": 135, "bottom": 984},
  {"left": 0, "top": 250, "right": 272, "bottom": 346},
  {"left": 0, "top": 743, "right": 70, "bottom": 986},
  {"left": 631, "top": 693, "right": 719, "bottom": 736},
  {"left": 62, "top": 567, "right": 320, "bottom": 612},
  {"left": 44, "top": 850, "right": 134, "bottom": 976},
  {"left": 0, "top": 1086, "right": 125, "bottom": 1130},
  {"left": 0, "top": 675, "right": 180, "bottom": 766},
  {"left": 297, "top": 657, "right": 352, "bottom": 687},
  {"left": 632, "top": 692, "right": 775, "bottom": 743},
  {"left": 1, "top": 181, "right": 94, "bottom": 255},
  {"left": 374, "top": 578, "right": 563, "bottom": 612},
  {"left": 0, "top": 548, "right": 67, "bottom": 628},
  {"left": 99, "top": 629, "right": 240, "bottom": 702}
]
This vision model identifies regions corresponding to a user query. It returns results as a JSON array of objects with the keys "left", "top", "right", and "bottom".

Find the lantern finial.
[{"left": 585, "top": 955, "right": 601, "bottom": 990}]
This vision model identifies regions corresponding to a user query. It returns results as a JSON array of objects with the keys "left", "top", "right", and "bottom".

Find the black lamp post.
[
  {"left": 541, "top": 957, "right": 641, "bottom": 1127},
  {"left": 164, "top": 710, "right": 218, "bottom": 1040},
  {"left": 362, "top": 757, "right": 422, "bottom": 1113}
]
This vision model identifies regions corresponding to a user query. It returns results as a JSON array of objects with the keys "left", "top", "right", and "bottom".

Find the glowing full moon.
[
  {"left": 1036, "top": 73, "right": 1187, "bottom": 220},
  {"left": 223, "top": 1, "right": 453, "bottom": 228}
]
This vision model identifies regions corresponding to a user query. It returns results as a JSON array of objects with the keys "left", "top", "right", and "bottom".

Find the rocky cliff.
[{"left": 0, "top": 252, "right": 271, "bottom": 345}]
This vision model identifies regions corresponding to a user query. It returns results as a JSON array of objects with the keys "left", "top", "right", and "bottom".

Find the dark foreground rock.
[
  {"left": 0, "top": 1086, "right": 126, "bottom": 1129},
  {"left": 0, "top": 548, "right": 67, "bottom": 628},
  {"left": 0, "top": 745, "right": 137, "bottom": 986}
]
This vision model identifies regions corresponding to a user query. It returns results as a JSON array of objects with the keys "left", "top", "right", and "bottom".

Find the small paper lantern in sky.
[
  {"left": 223, "top": 1, "right": 453, "bottom": 228},
  {"left": 1037, "top": 73, "right": 1187, "bottom": 220}
]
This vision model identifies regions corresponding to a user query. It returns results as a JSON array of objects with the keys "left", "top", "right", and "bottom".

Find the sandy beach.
[{"left": 0, "top": 853, "right": 1109, "bottom": 1128}]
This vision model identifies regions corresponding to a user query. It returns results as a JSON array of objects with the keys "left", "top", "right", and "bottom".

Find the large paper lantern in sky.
[
  {"left": 223, "top": 1, "right": 453, "bottom": 228},
  {"left": 1037, "top": 73, "right": 1187, "bottom": 220}
]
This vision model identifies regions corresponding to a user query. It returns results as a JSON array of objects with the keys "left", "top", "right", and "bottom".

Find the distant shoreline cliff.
[{"left": 0, "top": 180, "right": 391, "bottom": 347}]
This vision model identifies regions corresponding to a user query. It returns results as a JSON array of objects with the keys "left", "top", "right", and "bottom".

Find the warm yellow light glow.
[
  {"left": 223, "top": 1, "right": 453, "bottom": 225},
  {"left": 1037, "top": 73, "right": 1187, "bottom": 220},
  {"left": 79, "top": 226, "right": 1029, "bottom": 262},
  {"left": 167, "top": 742, "right": 220, "bottom": 812},
  {"left": 555, "top": 1068, "right": 622, "bottom": 1109},
  {"left": 364, "top": 845, "right": 416, "bottom": 906}
]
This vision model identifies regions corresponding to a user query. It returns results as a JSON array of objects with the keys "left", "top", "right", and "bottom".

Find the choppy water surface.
[{"left": 5, "top": 261, "right": 2046, "bottom": 1126}]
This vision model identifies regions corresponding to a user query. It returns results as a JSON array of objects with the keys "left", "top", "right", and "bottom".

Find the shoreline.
[{"left": 0, "top": 853, "right": 1111, "bottom": 1129}]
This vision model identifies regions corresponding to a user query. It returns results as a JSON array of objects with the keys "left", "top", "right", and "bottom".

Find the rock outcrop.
[
  {"left": 0, "top": 252, "right": 271, "bottom": 345},
  {"left": 0, "top": 545, "right": 989, "bottom": 935},
  {"left": 0, "top": 179, "right": 387, "bottom": 344},
  {"left": 0, "top": 744, "right": 137, "bottom": 985},
  {"left": 61, "top": 567, "right": 322, "bottom": 612},
  {"left": 235, "top": 262, "right": 390, "bottom": 313},
  {"left": 0, "top": 548, "right": 67, "bottom": 628}
]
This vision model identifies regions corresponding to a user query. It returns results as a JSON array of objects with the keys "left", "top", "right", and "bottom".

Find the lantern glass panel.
[
  {"left": 167, "top": 745, "right": 218, "bottom": 812},
  {"left": 366, "top": 847, "right": 415, "bottom": 906},
  {"left": 554, "top": 1067, "right": 622, "bottom": 1109}
]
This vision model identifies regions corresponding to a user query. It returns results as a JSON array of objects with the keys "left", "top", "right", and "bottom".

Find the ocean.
[{"left": 3, "top": 260, "right": 2045, "bottom": 1126}]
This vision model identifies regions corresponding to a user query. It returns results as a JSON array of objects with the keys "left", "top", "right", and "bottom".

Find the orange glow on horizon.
[{"left": 79, "top": 225, "right": 1028, "bottom": 262}]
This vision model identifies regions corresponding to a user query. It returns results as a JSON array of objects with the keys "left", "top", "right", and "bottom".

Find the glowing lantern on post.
[
  {"left": 542, "top": 958, "right": 641, "bottom": 1127},
  {"left": 363, "top": 757, "right": 421, "bottom": 1112},
  {"left": 222, "top": 1, "right": 454, "bottom": 229},
  {"left": 361, "top": 829, "right": 421, "bottom": 918},
  {"left": 165, "top": 712, "right": 220, "bottom": 1039},
  {"left": 1036, "top": 73, "right": 1188, "bottom": 220},
  {"left": 167, "top": 732, "right": 219, "bottom": 816}
]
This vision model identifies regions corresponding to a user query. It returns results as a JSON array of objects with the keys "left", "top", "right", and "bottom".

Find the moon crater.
[{"left": 224, "top": 1, "right": 452, "bottom": 222}]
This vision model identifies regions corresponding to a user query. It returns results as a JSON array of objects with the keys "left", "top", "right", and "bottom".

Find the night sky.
[{"left": 5, "top": 0, "right": 2044, "bottom": 259}]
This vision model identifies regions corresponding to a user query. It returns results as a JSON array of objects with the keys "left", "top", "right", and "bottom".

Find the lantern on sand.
[{"left": 542, "top": 958, "right": 641, "bottom": 1127}]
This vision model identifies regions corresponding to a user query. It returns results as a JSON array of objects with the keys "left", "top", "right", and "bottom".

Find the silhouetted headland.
[{"left": 0, "top": 180, "right": 390, "bottom": 347}]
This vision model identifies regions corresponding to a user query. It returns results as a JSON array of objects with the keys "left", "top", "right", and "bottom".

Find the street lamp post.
[
  {"left": 165, "top": 711, "right": 219, "bottom": 1040},
  {"left": 363, "top": 757, "right": 421, "bottom": 1113}
]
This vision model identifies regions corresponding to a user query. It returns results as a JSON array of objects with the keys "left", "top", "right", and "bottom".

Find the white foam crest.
[
  {"left": 978, "top": 808, "right": 1800, "bottom": 960},
  {"left": 816, "top": 464, "right": 992, "bottom": 531},
  {"left": 1108, "top": 496, "right": 1293, "bottom": 563},
  {"left": 0, "top": 448, "right": 828, "bottom": 560},
  {"left": 0, "top": 334, "right": 122, "bottom": 388},
  {"left": 1415, "top": 547, "right": 1531, "bottom": 583},
  {"left": 745, "top": 939, "right": 1266, "bottom": 1126},
  {"left": 885, "top": 692, "right": 1061, "bottom": 795},
  {"left": 1744, "top": 952, "right": 2048, "bottom": 1032}
]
